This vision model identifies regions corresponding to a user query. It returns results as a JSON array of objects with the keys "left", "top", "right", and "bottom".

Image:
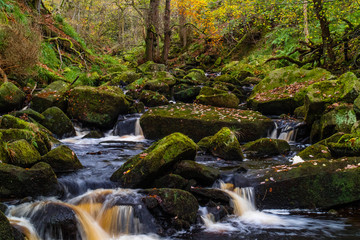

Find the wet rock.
[
  {"left": 0, "top": 211, "right": 15, "bottom": 240},
  {"left": 153, "top": 174, "right": 189, "bottom": 189},
  {"left": 189, "top": 188, "right": 231, "bottom": 206},
  {"left": 173, "top": 84, "right": 201, "bottom": 103},
  {"left": 174, "top": 160, "right": 220, "bottom": 186},
  {"left": 242, "top": 138, "right": 290, "bottom": 158},
  {"left": 42, "top": 107, "right": 75, "bottom": 138},
  {"left": 6, "top": 139, "right": 41, "bottom": 167},
  {"left": 255, "top": 157, "right": 360, "bottom": 209},
  {"left": 0, "top": 82, "right": 26, "bottom": 113},
  {"left": 248, "top": 66, "right": 333, "bottom": 115},
  {"left": 41, "top": 145, "right": 83, "bottom": 173},
  {"left": 0, "top": 162, "right": 60, "bottom": 198},
  {"left": 139, "top": 90, "right": 169, "bottom": 107},
  {"left": 12, "top": 109, "right": 46, "bottom": 124},
  {"left": 142, "top": 188, "right": 199, "bottom": 230},
  {"left": 67, "top": 86, "right": 130, "bottom": 129},
  {"left": 110, "top": 132, "right": 198, "bottom": 188},
  {"left": 83, "top": 130, "right": 105, "bottom": 138},
  {"left": 140, "top": 103, "right": 273, "bottom": 142},
  {"left": 31, "top": 81, "right": 69, "bottom": 113},
  {"left": 111, "top": 70, "right": 141, "bottom": 85},
  {"left": 195, "top": 86, "right": 239, "bottom": 108}
]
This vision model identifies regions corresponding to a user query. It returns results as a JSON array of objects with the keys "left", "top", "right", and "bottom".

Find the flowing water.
[{"left": 4, "top": 115, "right": 360, "bottom": 239}]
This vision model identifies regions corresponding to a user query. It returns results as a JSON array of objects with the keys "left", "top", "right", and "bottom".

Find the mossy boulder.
[
  {"left": 0, "top": 162, "right": 60, "bottom": 198},
  {"left": 353, "top": 95, "right": 360, "bottom": 119},
  {"left": 31, "top": 81, "right": 69, "bottom": 113},
  {"left": 111, "top": 71, "right": 141, "bottom": 85},
  {"left": 138, "top": 61, "right": 166, "bottom": 73},
  {"left": 83, "top": 130, "right": 105, "bottom": 138},
  {"left": 0, "top": 211, "right": 16, "bottom": 240},
  {"left": 7, "top": 139, "right": 41, "bottom": 167},
  {"left": 139, "top": 90, "right": 169, "bottom": 107},
  {"left": 183, "top": 69, "right": 207, "bottom": 84},
  {"left": 42, "top": 107, "right": 75, "bottom": 138},
  {"left": 12, "top": 109, "right": 46, "bottom": 124},
  {"left": 0, "top": 82, "right": 26, "bottom": 113},
  {"left": 142, "top": 188, "right": 198, "bottom": 230},
  {"left": 205, "top": 127, "right": 244, "bottom": 160},
  {"left": 153, "top": 174, "right": 189, "bottom": 189},
  {"left": 67, "top": 86, "right": 130, "bottom": 129},
  {"left": 140, "top": 103, "right": 273, "bottom": 142},
  {"left": 195, "top": 87, "right": 239, "bottom": 108},
  {"left": 174, "top": 160, "right": 220, "bottom": 186},
  {"left": 255, "top": 157, "right": 360, "bottom": 209},
  {"left": 110, "top": 132, "right": 198, "bottom": 188},
  {"left": 173, "top": 85, "right": 201, "bottom": 103},
  {"left": 41, "top": 145, "right": 83, "bottom": 172},
  {"left": 144, "top": 80, "right": 170, "bottom": 95},
  {"left": 298, "top": 144, "right": 331, "bottom": 160},
  {"left": 248, "top": 66, "right": 333, "bottom": 115},
  {"left": 0, "top": 129, "right": 50, "bottom": 155},
  {"left": 243, "top": 138, "right": 290, "bottom": 158}
]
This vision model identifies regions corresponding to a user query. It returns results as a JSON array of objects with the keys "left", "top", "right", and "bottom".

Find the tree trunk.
[
  {"left": 303, "top": 0, "right": 309, "bottom": 43},
  {"left": 179, "top": 6, "right": 187, "bottom": 48},
  {"left": 162, "top": 0, "right": 171, "bottom": 64},
  {"left": 145, "top": 0, "right": 160, "bottom": 62},
  {"left": 312, "top": 0, "right": 335, "bottom": 65}
]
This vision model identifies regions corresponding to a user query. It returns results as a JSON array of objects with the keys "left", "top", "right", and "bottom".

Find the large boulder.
[
  {"left": 248, "top": 66, "right": 333, "bottom": 115},
  {"left": 199, "top": 127, "right": 244, "bottom": 160},
  {"left": 0, "top": 162, "right": 60, "bottom": 198},
  {"left": 0, "top": 211, "right": 16, "bottom": 240},
  {"left": 111, "top": 70, "right": 141, "bottom": 85},
  {"left": 183, "top": 69, "right": 207, "bottom": 84},
  {"left": 42, "top": 107, "right": 75, "bottom": 138},
  {"left": 31, "top": 81, "right": 70, "bottom": 112},
  {"left": 138, "top": 61, "right": 166, "bottom": 73},
  {"left": 140, "top": 103, "right": 273, "bottom": 142},
  {"left": 67, "top": 86, "right": 130, "bottom": 129},
  {"left": 139, "top": 90, "right": 169, "bottom": 107},
  {"left": 174, "top": 160, "right": 220, "bottom": 186},
  {"left": 255, "top": 157, "right": 360, "bottom": 209},
  {"left": 110, "top": 132, "right": 198, "bottom": 188},
  {"left": 242, "top": 138, "right": 290, "bottom": 158},
  {"left": 174, "top": 85, "right": 201, "bottom": 103},
  {"left": 6, "top": 139, "right": 41, "bottom": 167},
  {"left": 153, "top": 174, "right": 189, "bottom": 189},
  {"left": 142, "top": 188, "right": 199, "bottom": 230},
  {"left": 0, "top": 82, "right": 26, "bottom": 113},
  {"left": 195, "top": 87, "right": 239, "bottom": 108},
  {"left": 41, "top": 145, "right": 83, "bottom": 172}
]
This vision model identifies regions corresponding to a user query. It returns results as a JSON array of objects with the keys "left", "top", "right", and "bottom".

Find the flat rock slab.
[{"left": 140, "top": 103, "right": 273, "bottom": 141}]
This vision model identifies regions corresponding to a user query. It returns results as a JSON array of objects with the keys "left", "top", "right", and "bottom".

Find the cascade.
[
  {"left": 269, "top": 119, "right": 306, "bottom": 142},
  {"left": 113, "top": 114, "right": 144, "bottom": 137}
]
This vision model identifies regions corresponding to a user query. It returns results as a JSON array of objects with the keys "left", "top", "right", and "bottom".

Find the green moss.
[
  {"left": 42, "top": 107, "right": 75, "bottom": 138},
  {"left": 0, "top": 81, "right": 26, "bottom": 112},
  {"left": 7, "top": 139, "right": 41, "bottom": 167},
  {"left": 196, "top": 86, "right": 239, "bottom": 108},
  {"left": 298, "top": 144, "right": 331, "bottom": 160},
  {"left": 40, "top": 42, "right": 61, "bottom": 69},
  {"left": 243, "top": 138, "right": 290, "bottom": 158},
  {"left": 0, "top": 211, "right": 15, "bottom": 240},
  {"left": 41, "top": 145, "right": 83, "bottom": 172}
]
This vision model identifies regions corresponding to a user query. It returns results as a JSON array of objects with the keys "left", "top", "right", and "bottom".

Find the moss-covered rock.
[
  {"left": 174, "top": 160, "right": 220, "bottom": 186},
  {"left": 7, "top": 139, "right": 41, "bottom": 167},
  {"left": 139, "top": 90, "right": 169, "bottom": 107},
  {"left": 248, "top": 66, "right": 333, "bottom": 115},
  {"left": 197, "top": 136, "right": 212, "bottom": 151},
  {"left": 0, "top": 129, "right": 50, "bottom": 156},
  {"left": 111, "top": 71, "right": 141, "bottom": 85},
  {"left": 243, "top": 138, "right": 290, "bottom": 158},
  {"left": 110, "top": 132, "right": 198, "bottom": 188},
  {"left": 173, "top": 84, "right": 201, "bottom": 103},
  {"left": 0, "top": 162, "right": 60, "bottom": 198},
  {"left": 142, "top": 188, "right": 198, "bottom": 230},
  {"left": 31, "top": 81, "right": 69, "bottom": 113},
  {"left": 67, "top": 86, "right": 130, "bottom": 129},
  {"left": 183, "top": 69, "right": 207, "bottom": 84},
  {"left": 153, "top": 174, "right": 189, "bottom": 189},
  {"left": 12, "top": 109, "right": 46, "bottom": 124},
  {"left": 140, "top": 103, "right": 273, "bottom": 142},
  {"left": 353, "top": 95, "right": 360, "bottom": 119},
  {"left": 144, "top": 80, "right": 170, "bottom": 95},
  {"left": 255, "top": 157, "right": 360, "bottom": 209},
  {"left": 206, "top": 127, "right": 244, "bottom": 160},
  {"left": 195, "top": 87, "right": 239, "bottom": 108},
  {"left": 0, "top": 211, "right": 15, "bottom": 240},
  {"left": 0, "top": 82, "right": 26, "bottom": 113},
  {"left": 42, "top": 107, "right": 75, "bottom": 138},
  {"left": 298, "top": 144, "right": 331, "bottom": 160},
  {"left": 41, "top": 145, "right": 83, "bottom": 172},
  {"left": 138, "top": 61, "right": 166, "bottom": 73},
  {"left": 83, "top": 130, "right": 105, "bottom": 138}
]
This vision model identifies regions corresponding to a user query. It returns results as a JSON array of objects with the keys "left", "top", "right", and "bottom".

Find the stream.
[{"left": 4, "top": 115, "right": 360, "bottom": 239}]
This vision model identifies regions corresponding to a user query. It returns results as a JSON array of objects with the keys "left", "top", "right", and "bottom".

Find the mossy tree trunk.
[
  {"left": 145, "top": 0, "right": 160, "bottom": 62},
  {"left": 162, "top": 0, "right": 171, "bottom": 64}
]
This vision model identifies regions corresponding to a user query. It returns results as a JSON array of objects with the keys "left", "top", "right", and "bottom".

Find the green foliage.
[{"left": 40, "top": 42, "right": 61, "bottom": 69}]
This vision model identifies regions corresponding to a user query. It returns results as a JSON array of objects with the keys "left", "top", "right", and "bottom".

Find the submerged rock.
[
  {"left": 195, "top": 86, "right": 239, "bottom": 108},
  {"left": 140, "top": 103, "right": 273, "bottom": 142},
  {"left": 42, "top": 107, "right": 75, "bottom": 138},
  {"left": 242, "top": 138, "right": 290, "bottom": 158},
  {"left": 0, "top": 162, "right": 60, "bottom": 198},
  {"left": 0, "top": 82, "right": 26, "bottom": 113},
  {"left": 256, "top": 157, "right": 360, "bottom": 209},
  {"left": 31, "top": 80, "right": 69, "bottom": 113},
  {"left": 142, "top": 188, "right": 199, "bottom": 230},
  {"left": 41, "top": 145, "right": 83, "bottom": 173},
  {"left": 110, "top": 132, "right": 198, "bottom": 188},
  {"left": 67, "top": 86, "right": 130, "bottom": 129}
]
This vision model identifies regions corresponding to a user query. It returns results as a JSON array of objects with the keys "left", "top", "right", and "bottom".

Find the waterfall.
[
  {"left": 113, "top": 114, "right": 144, "bottom": 137},
  {"left": 269, "top": 119, "right": 306, "bottom": 142},
  {"left": 8, "top": 189, "right": 155, "bottom": 240}
]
